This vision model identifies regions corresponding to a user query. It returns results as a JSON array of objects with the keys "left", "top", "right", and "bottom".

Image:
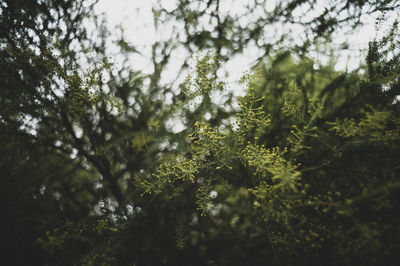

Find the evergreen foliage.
[{"left": 1, "top": 0, "right": 400, "bottom": 265}]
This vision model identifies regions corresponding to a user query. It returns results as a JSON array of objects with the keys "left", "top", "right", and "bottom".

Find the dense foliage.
[{"left": 1, "top": 0, "right": 399, "bottom": 265}]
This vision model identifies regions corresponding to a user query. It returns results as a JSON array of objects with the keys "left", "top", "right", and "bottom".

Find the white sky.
[{"left": 94, "top": 0, "right": 386, "bottom": 75}]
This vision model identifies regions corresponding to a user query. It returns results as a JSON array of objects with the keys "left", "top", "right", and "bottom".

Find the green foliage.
[
  {"left": 143, "top": 32, "right": 400, "bottom": 262},
  {"left": 2, "top": 0, "right": 400, "bottom": 265}
]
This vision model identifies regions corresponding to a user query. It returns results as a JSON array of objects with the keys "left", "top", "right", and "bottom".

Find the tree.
[
  {"left": 142, "top": 22, "right": 400, "bottom": 265},
  {"left": 0, "top": 0, "right": 103, "bottom": 264},
  {"left": 1, "top": 0, "right": 399, "bottom": 265},
  {"left": 0, "top": 0, "right": 169, "bottom": 264}
]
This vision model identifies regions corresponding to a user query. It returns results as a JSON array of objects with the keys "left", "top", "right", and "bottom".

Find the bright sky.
[{"left": 94, "top": 0, "right": 387, "bottom": 75}]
